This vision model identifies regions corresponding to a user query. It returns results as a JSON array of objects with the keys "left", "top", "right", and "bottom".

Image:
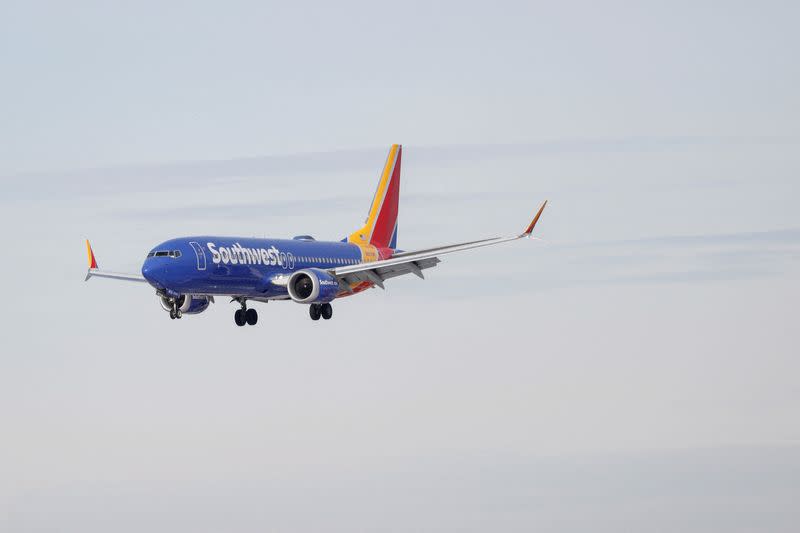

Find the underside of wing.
[
  {"left": 85, "top": 269, "right": 147, "bottom": 282},
  {"left": 335, "top": 256, "right": 440, "bottom": 289}
]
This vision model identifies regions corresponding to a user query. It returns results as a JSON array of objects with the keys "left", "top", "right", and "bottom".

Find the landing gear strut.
[
  {"left": 309, "top": 303, "right": 333, "bottom": 321},
  {"left": 233, "top": 299, "right": 258, "bottom": 327},
  {"left": 166, "top": 296, "right": 182, "bottom": 320}
]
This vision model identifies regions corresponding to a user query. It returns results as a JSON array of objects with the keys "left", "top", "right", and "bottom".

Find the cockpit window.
[{"left": 150, "top": 250, "right": 182, "bottom": 258}]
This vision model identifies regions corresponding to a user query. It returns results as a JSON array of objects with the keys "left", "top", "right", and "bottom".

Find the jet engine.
[
  {"left": 287, "top": 268, "right": 340, "bottom": 303},
  {"left": 159, "top": 294, "right": 212, "bottom": 315}
]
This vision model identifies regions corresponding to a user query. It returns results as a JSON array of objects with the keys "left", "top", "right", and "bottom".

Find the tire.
[
  {"left": 175, "top": 309, "right": 182, "bottom": 319},
  {"left": 234, "top": 309, "right": 246, "bottom": 326},
  {"left": 321, "top": 303, "right": 333, "bottom": 320},
  {"left": 309, "top": 304, "right": 321, "bottom": 321},
  {"left": 170, "top": 310, "right": 176, "bottom": 320},
  {"left": 245, "top": 308, "right": 258, "bottom": 326}
]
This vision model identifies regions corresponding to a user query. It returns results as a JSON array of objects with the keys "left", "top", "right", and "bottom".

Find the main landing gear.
[
  {"left": 309, "top": 303, "right": 333, "bottom": 321},
  {"left": 233, "top": 299, "right": 258, "bottom": 327}
]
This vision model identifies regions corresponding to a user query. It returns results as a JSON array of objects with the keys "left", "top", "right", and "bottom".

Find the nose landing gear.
[{"left": 161, "top": 294, "right": 183, "bottom": 320}]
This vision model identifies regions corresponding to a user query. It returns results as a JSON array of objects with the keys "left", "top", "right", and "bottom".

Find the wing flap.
[
  {"left": 338, "top": 257, "right": 440, "bottom": 285},
  {"left": 373, "top": 257, "right": 440, "bottom": 281}
]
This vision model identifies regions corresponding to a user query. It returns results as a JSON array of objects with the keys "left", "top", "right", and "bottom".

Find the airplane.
[{"left": 85, "top": 144, "right": 547, "bottom": 326}]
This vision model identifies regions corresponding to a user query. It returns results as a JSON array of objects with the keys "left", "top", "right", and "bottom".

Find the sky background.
[{"left": 1, "top": 1, "right": 799, "bottom": 532}]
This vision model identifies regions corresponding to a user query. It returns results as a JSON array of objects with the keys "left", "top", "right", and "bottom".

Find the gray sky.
[{"left": 1, "top": 1, "right": 799, "bottom": 532}]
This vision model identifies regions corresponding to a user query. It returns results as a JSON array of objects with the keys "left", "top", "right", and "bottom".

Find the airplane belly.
[{"left": 187, "top": 264, "right": 287, "bottom": 297}]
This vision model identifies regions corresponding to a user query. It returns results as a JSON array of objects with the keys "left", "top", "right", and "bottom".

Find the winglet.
[
  {"left": 85, "top": 240, "right": 98, "bottom": 281},
  {"left": 523, "top": 200, "right": 548, "bottom": 236},
  {"left": 86, "top": 239, "right": 98, "bottom": 269}
]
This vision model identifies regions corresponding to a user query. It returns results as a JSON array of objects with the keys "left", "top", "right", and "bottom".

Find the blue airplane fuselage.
[{"left": 141, "top": 236, "right": 373, "bottom": 298}]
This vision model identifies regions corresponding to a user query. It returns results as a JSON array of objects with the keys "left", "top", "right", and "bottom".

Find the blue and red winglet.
[
  {"left": 86, "top": 239, "right": 98, "bottom": 269},
  {"left": 523, "top": 200, "right": 548, "bottom": 236}
]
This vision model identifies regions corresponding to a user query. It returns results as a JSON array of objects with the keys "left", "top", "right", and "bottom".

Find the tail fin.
[{"left": 348, "top": 144, "right": 402, "bottom": 249}]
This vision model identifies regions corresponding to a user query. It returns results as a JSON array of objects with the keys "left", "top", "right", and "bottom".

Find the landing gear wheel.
[
  {"left": 175, "top": 309, "right": 182, "bottom": 319},
  {"left": 234, "top": 308, "right": 246, "bottom": 326},
  {"left": 170, "top": 309, "right": 176, "bottom": 320},
  {"left": 321, "top": 303, "right": 333, "bottom": 320},
  {"left": 309, "top": 304, "right": 321, "bottom": 321},
  {"left": 245, "top": 308, "right": 258, "bottom": 326}
]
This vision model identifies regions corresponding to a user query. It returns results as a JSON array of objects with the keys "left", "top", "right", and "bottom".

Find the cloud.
[{"left": 4, "top": 135, "right": 793, "bottom": 202}]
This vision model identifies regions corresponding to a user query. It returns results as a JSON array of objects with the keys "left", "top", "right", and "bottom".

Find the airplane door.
[{"left": 189, "top": 242, "right": 207, "bottom": 271}]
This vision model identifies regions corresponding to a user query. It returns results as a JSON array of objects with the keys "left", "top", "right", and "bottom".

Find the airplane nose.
[{"left": 141, "top": 260, "right": 167, "bottom": 287}]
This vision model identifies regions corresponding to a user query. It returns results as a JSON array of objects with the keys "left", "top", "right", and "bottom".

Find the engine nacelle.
[
  {"left": 159, "top": 294, "right": 212, "bottom": 315},
  {"left": 287, "top": 268, "right": 340, "bottom": 303}
]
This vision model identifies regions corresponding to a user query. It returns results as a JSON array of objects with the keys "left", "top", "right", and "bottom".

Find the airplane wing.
[
  {"left": 330, "top": 200, "right": 547, "bottom": 289},
  {"left": 84, "top": 240, "right": 147, "bottom": 282}
]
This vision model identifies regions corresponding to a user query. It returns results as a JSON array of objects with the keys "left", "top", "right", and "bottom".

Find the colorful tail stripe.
[{"left": 349, "top": 144, "right": 401, "bottom": 249}]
